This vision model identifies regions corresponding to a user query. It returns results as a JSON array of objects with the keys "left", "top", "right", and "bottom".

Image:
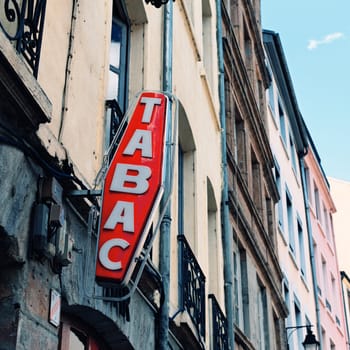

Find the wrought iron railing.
[
  {"left": 178, "top": 234, "right": 206, "bottom": 338},
  {"left": 209, "top": 294, "right": 229, "bottom": 350},
  {"left": 105, "top": 99, "right": 126, "bottom": 161},
  {"left": 0, "top": 0, "right": 46, "bottom": 77}
]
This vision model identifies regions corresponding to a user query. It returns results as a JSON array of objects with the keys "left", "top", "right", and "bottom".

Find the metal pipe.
[
  {"left": 158, "top": 1, "right": 173, "bottom": 349},
  {"left": 58, "top": 0, "right": 78, "bottom": 142},
  {"left": 299, "top": 158, "right": 323, "bottom": 349},
  {"left": 215, "top": 0, "right": 235, "bottom": 348}
]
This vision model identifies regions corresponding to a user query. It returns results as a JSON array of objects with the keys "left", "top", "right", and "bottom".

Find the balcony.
[
  {"left": 0, "top": 0, "right": 47, "bottom": 78},
  {"left": 178, "top": 234, "right": 206, "bottom": 339},
  {"left": 209, "top": 294, "right": 229, "bottom": 350}
]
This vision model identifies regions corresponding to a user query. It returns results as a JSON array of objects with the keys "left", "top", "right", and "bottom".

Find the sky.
[{"left": 261, "top": 1, "right": 350, "bottom": 181}]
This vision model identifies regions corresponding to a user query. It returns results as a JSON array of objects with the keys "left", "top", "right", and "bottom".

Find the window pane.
[
  {"left": 110, "top": 41, "right": 121, "bottom": 70},
  {"left": 107, "top": 70, "right": 119, "bottom": 100}
]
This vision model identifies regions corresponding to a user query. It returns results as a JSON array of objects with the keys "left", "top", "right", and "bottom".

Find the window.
[
  {"left": 323, "top": 205, "right": 330, "bottom": 240},
  {"left": 274, "top": 161, "right": 284, "bottom": 230},
  {"left": 236, "top": 115, "right": 247, "bottom": 180},
  {"left": 243, "top": 23, "right": 253, "bottom": 81},
  {"left": 240, "top": 249, "right": 250, "bottom": 336},
  {"left": 178, "top": 144, "right": 185, "bottom": 235},
  {"left": 268, "top": 80, "right": 276, "bottom": 116},
  {"left": 314, "top": 183, "right": 321, "bottom": 221},
  {"left": 273, "top": 312, "right": 282, "bottom": 350},
  {"left": 289, "top": 133, "right": 298, "bottom": 174},
  {"left": 313, "top": 241, "right": 322, "bottom": 296},
  {"left": 286, "top": 189, "right": 295, "bottom": 254},
  {"left": 267, "top": 64, "right": 276, "bottom": 117},
  {"left": 294, "top": 298, "right": 303, "bottom": 348},
  {"left": 178, "top": 103, "right": 196, "bottom": 246},
  {"left": 105, "top": 2, "right": 129, "bottom": 148},
  {"left": 225, "top": 79, "right": 235, "bottom": 148},
  {"left": 265, "top": 192, "right": 274, "bottom": 243},
  {"left": 257, "top": 281, "right": 270, "bottom": 350},
  {"left": 232, "top": 235, "right": 250, "bottom": 336},
  {"left": 322, "top": 256, "right": 328, "bottom": 301},
  {"left": 233, "top": 250, "right": 241, "bottom": 326},
  {"left": 251, "top": 149, "right": 262, "bottom": 215},
  {"left": 304, "top": 166, "right": 312, "bottom": 205},
  {"left": 202, "top": 0, "right": 213, "bottom": 87},
  {"left": 207, "top": 178, "right": 218, "bottom": 295},
  {"left": 331, "top": 274, "right": 337, "bottom": 315},
  {"left": 278, "top": 99, "right": 287, "bottom": 145},
  {"left": 329, "top": 213, "right": 335, "bottom": 246},
  {"left": 297, "top": 217, "right": 306, "bottom": 279},
  {"left": 108, "top": 4, "right": 129, "bottom": 110}
]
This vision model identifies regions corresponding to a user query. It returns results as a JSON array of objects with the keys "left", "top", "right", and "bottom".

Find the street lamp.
[
  {"left": 286, "top": 325, "right": 320, "bottom": 350},
  {"left": 302, "top": 326, "right": 320, "bottom": 350},
  {"left": 144, "top": 0, "right": 174, "bottom": 8}
]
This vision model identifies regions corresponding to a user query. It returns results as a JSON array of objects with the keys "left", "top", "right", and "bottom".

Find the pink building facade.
[{"left": 303, "top": 143, "right": 348, "bottom": 349}]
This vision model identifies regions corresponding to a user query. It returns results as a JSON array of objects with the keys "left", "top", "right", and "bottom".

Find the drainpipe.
[
  {"left": 216, "top": 0, "right": 235, "bottom": 349},
  {"left": 158, "top": 1, "right": 173, "bottom": 349},
  {"left": 299, "top": 157, "right": 323, "bottom": 349},
  {"left": 58, "top": 0, "right": 78, "bottom": 142}
]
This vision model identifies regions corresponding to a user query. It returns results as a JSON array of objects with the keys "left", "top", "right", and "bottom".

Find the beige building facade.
[{"left": 0, "top": 0, "right": 226, "bottom": 349}]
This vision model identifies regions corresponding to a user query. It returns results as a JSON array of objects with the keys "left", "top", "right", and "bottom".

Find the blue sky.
[{"left": 262, "top": 1, "right": 350, "bottom": 181}]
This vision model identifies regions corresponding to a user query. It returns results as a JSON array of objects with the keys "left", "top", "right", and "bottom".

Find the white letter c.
[{"left": 99, "top": 238, "right": 130, "bottom": 270}]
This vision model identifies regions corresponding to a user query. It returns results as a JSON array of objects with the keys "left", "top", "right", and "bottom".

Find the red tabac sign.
[{"left": 96, "top": 92, "right": 168, "bottom": 285}]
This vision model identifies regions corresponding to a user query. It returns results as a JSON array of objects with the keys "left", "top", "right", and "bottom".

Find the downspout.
[
  {"left": 158, "top": 2, "right": 173, "bottom": 349},
  {"left": 58, "top": 0, "right": 78, "bottom": 142},
  {"left": 299, "top": 157, "right": 323, "bottom": 349},
  {"left": 216, "top": 0, "right": 235, "bottom": 349}
]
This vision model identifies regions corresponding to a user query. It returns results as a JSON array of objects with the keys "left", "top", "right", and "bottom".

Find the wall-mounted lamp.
[
  {"left": 302, "top": 326, "right": 320, "bottom": 350},
  {"left": 286, "top": 325, "right": 320, "bottom": 350},
  {"left": 144, "top": 0, "right": 174, "bottom": 8}
]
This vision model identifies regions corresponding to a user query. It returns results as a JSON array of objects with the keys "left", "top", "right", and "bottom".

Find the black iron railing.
[
  {"left": 105, "top": 99, "right": 126, "bottom": 161},
  {"left": 0, "top": 0, "right": 46, "bottom": 77},
  {"left": 105, "top": 99, "right": 124, "bottom": 143},
  {"left": 178, "top": 234, "right": 206, "bottom": 338},
  {"left": 209, "top": 294, "right": 229, "bottom": 350}
]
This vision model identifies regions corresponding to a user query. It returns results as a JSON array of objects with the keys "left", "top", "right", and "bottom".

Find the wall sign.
[
  {"left": 95, "top": 92, "right": 168, "bottom": 286},
  {"left": 49, "top": 289, "right": 61, "bottom": 327}
]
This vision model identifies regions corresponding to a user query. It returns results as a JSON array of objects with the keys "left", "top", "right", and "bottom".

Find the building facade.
[
  {"left": 0, "top": 0, "right": 228, "bottom": 349},
  {"left": 263, "top": 30, "right": 318, "bottom": 349},
  {"left": 4, "top": 1, "right": 343, "bottom": 350},
  {"left": 329, "top": 177, "right": 350, "bottom": 348},
  {"left": 303, "top": 136, "right": 348, "bottom": 349},
  {"left": 328, "top": 177, "right": 350, "bottom": 275},
  {"left": 221, "top": 3, "right": 287, "bottom": 349}
]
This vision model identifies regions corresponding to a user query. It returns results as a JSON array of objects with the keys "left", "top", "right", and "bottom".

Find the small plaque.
[{"left": 49, "top": 289, "right": 61, "bottom": 327}]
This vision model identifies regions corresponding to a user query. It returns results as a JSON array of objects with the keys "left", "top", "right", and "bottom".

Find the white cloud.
[{"left": 307, "top": 32, "right": 345, "bottom": 50}]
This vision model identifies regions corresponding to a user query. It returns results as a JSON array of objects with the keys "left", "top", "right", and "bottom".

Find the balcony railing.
[
  {"left": 178, "top": 234, "right": 206, "bottom": 338},
  {"left": 0, "top": 0, "right": 47, "bottom": 77},
  {"left": 105, "top": 99, "right": 126, "bottom": 161},
  {"left": 209, "top": 294, "right": 229, "bottom": 350}
]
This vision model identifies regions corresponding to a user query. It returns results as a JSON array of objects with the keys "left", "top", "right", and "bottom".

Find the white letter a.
[{"left": 104, "top": 201, "right": 134, "bottom": 232}]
